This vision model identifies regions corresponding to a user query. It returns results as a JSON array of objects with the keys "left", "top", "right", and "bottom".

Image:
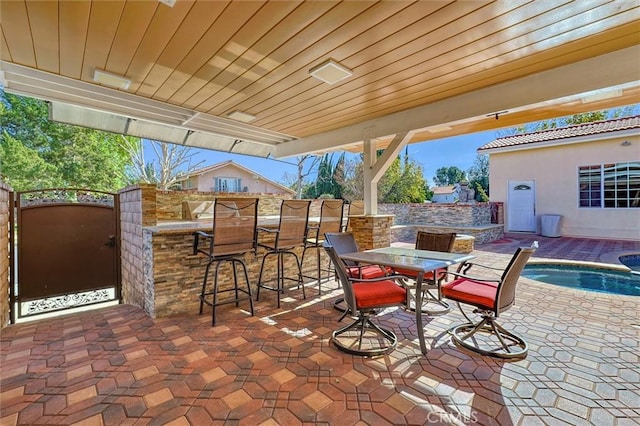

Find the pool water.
[
  {"left": 619, "top": 254, "right": 640, "bottom": 272},
  {"left": 523, "top": 264, "right": 640, "bottom": 296}
]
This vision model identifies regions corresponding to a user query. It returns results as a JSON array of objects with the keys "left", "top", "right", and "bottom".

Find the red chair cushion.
[
  {"left": 346, "top": 265, "right": 391, "bottom": 279},
  {"left": 393, "top": 267, "right": 447, "bottom": 282},
  {"left": 352, "top": 281, "right": 407, "bottom": 309},
  {"left": 441, "top": 278, "right": 498, "bottom": 310}
]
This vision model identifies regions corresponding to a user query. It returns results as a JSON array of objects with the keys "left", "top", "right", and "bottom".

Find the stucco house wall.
[
  {"left": 180, "top": 161, "right": 294, "bottom": 195},
  {"left": 488, "top": 133, "right": 639, "bottom": 240}
]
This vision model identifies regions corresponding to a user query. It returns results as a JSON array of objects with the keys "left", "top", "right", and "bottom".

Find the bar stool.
[
  {"left": 301, "top": 199, "right": 344, "bottom": 294},
  {"left": 192, "top": 198, "right": 258, "bottom": 326},
  {"left": 256, "top": 199, "right": 311, "bottom": 308},
  {"left": 342, "top": 200, "right": 364, "bottom": 231}
]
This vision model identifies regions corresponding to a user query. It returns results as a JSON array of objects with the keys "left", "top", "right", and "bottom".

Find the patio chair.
[
  {"left": 324, "top": 232, "right": 392, "bottom": 317},
  {"left": 192, "top": 198, "right": 258, "bottom": 326},
  {"left": 301, "top": 199, "right": 344, "bottom": 294},
  {"left": 323, "top": 241, "right": 407, "bottom": 356},
  {"left": 342, "top": 200, "right": 364, "bottom": 231},
  {"left": 255, "top": 199, "right": 311, "bottom": 308},
  {"left": 441, "top": 243, "right": 537, "bottom": 359},
  {"left": 393, "top": 231, "right": 457, "bottom": 315}
]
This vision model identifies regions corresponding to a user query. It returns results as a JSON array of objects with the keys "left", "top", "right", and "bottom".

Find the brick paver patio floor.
[{"left": 1, "top": 234, "right": 639, "bottom": 425}]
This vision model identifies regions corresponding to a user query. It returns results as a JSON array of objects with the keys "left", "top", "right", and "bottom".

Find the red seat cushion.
[
  {"left": 346, "top": 265, "right": 391, "bottom": 279},
  {"left": 352, "top": 281, "right": 407, "bottom": 309},
  {"left": 441, "top": 278, "right": 498, "bottom": 310},
  {"left": 393, "top": 267, "right": 447, "bottom": 282}
]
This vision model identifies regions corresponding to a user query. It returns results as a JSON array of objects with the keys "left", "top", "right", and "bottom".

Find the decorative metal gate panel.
[{"left": 11, "top": 189, "right": 120, "bottom": 321}]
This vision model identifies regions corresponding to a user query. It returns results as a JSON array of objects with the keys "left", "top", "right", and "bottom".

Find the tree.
[
  {"left": 340, "top": 148, "right": 428, "bottom": 203},
  {"left": 281, "top": 154, "right": 320, "bottom": 199},
  {"left": 0, "top": 91, "right": 133, "bottom": 192},
  {"left": 467, "top": 153, "right": 489, "bottom": 199},
  {"left": 0, "top": 132, "right": 61, "bottom": 190},
  {"left": 119, "top": 138, "right": 205, "bottom": 190},
  {"left": 433, "top": 166, "right": 465, "bottom": 186}
]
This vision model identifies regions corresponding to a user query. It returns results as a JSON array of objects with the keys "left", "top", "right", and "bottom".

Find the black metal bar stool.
[
  {"left": 301, "top": 199, "right": 344, "bottom": 294},
  {"left": 192, "top": 198, "right": 258, "bottom": 326},
  {"left": 255, "top": 199, "right": 311, "bottom": 308}
]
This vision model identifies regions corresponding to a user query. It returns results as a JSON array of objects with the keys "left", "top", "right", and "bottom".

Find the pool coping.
[
  {"left": 527, "top": 258, "right": 633, "bottom": 273},
  {"left": 598, "top": 249, "right": 640, "bottom": 267}
]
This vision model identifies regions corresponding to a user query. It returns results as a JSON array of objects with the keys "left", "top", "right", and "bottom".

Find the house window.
[
  {"left": 579, "top": 162, "right": 640, "bottom": 208},
  {"left": 214, "top": 177, "right": 241, "bottom": 193}
]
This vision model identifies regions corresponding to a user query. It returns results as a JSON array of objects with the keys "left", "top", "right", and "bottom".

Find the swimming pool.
[
  {"left": 619, "top": 254, "right": 640, "bottom": 272},
  {"left": 522, "top": 262, "right": 640, "bottom": 296}
]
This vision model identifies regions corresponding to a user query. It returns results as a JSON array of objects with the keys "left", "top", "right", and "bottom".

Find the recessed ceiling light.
[
  {"left": 309, "top": 59, "right": 352, "bottom": 85},
  {"left": 227, "top": 110, "right": 256, "bottom": 123},
  {"left": 93, "top": 69, "right": 131, "bottom": 90}
]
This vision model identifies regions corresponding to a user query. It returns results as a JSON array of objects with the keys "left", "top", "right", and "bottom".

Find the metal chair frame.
[
  {"left": 400, "top": 231, "right": 457, "bottom": 315},
  {"left": 324, "top": 232, "right": 390, "bottom": 317},
  {"left": 324, "top": 241, "right": 407, "bottom": 357},
  {"left": 193, "top": 198, "right": 258, "bottom": 326},
  {"left": 301, "top": 199, "right": 344, "bottom": 294},
  {"left": 255, "top": 199, "right": 311, "bottom": 308},
  {"left": 442, "top": 244, "right": 537, "bottom": 359}
]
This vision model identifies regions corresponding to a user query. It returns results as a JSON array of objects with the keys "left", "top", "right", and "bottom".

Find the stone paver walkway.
[{"left": 1, "top": 234, "right": 639, "bottom": 425}]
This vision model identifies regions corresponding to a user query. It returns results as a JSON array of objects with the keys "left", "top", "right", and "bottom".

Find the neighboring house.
[
  {"left": 176, "top": 160, "right": 295, "bottom": 195},
  {"left": 431, "top": 185, "right": 458, "bottom": 203},
  {"left": 478, "top": 116, "right": 639, "bottom": 240}
]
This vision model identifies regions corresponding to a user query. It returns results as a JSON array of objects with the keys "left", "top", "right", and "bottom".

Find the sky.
[{"left": 148, "top": 129, "right": 497, "bottom": 186}]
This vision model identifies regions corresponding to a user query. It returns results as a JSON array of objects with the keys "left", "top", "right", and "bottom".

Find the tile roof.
[{"left": 478, "top": 115, "right": 640, "bottom": 151}]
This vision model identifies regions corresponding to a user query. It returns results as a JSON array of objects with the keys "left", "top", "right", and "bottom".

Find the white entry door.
[{"left": 508, "top": 181, "right": 536, "bottom": 232}]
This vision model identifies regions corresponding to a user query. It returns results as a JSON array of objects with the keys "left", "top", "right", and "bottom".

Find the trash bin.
[{"left": 540, "top": 214, "right": 562, "bottom": 237}]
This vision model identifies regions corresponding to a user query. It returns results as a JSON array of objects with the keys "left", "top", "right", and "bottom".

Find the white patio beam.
[
  {"left": 363, "top": 131, "right": 414, "bottom": 215},
  {"left": 273, "top": 45, "right": 640, "bottom": 158}
]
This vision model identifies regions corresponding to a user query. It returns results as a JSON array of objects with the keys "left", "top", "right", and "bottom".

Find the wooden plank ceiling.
[{"left": 1, "top": 0, "right": 639, "bottom": 158}]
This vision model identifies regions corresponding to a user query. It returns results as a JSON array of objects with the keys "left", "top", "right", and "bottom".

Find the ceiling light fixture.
[
  {"left": 93, "top": 69, "right": 131, "bottom": 90},
  {"left": 309, "top": 59, "right": 352, "bottom": 85},
  {"left": 158, "top": 0, "right": 176, "bottom": 7},
  {"left": 581, "top": 89, "right": 623, "bottom": 104},
  {"left": 227, "top": 110, "right": 257, "bottom": 123}
]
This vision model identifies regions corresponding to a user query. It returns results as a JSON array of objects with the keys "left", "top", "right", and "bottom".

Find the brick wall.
[
  {"left": 119, "top": 184, "right": 156, "bottom": 309},
  {"left": 0, "top": 183, "right": 11, "bottom": 328}
]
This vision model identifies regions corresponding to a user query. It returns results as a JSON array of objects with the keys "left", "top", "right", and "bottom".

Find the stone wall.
[
  {"left": 156, "top": 191, "right": 298, "bottom": 220},
  {"left": 379, "top": 202, "right": 492, "bottom": 226},
  {"left": 144, "top": 228, "right": 330, "bottom": 318},
  {"left": 0, "top": 183, "right": 11, "bottom": 328},
  {"left": 349, "top": 215, "right": 393, "bottom": 250},
  {"left": 119, "top": 184, "right": 156, "bottom": 310}
]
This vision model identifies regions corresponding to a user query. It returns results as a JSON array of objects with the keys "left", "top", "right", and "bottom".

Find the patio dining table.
[{"left": 339, "top": 247, "right": 474, "bottom": 354}]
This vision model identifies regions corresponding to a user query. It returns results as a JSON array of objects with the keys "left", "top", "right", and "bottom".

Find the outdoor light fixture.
[
  {"left": 158, "top": 0, "right": 176, "bottom": 7},
  {"left": 227, "top": 110, "right": 257, "bottom": 123},
  {"left": 621, "top": 140, "right": 632, "bottom": 146},
  {"left": 93, "top": 69, "right": 131, "bottom": 90},
  {"left": 309, "top": 59, "right": 352, "bottom": 85}
]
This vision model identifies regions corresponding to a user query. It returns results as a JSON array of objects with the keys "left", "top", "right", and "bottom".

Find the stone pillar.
[
  {"left": 349, "top": 214, "right": 394, "bottom": 250},
  {"left": 0, "top": 183, "right": 11, "bottom": 328},
  {"left": 118, "top": 184, "right": 157, "bottom": 309}
]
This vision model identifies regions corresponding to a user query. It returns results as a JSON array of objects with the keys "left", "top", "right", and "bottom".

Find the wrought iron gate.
[{"left": 10, "top": 188, "right": 120, "bottom": 322}]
